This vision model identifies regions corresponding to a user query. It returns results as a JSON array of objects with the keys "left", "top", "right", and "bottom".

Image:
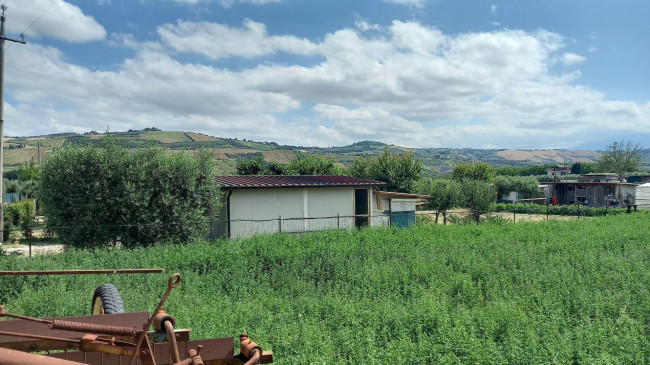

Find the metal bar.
[
  {"left": 0, "top": 347, "right": 85, "bottom": 365},
  {"left": 0, "top": 269, "right": 164, "bottom": 276},
  {"left": 0, "top": 330, "right": 81, "bottom": 344}
]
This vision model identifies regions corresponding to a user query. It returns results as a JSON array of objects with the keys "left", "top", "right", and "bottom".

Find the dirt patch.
[
  {"left": 418, "top": 210, "right": 582, "bottom": 223},
  {"left": 186, "top": 132, "right": 220, "bottom": 142},
  {"left": 2, "top": 243, "right": 64, "bottom": 256},
  {"left": 212, "top": 148, "right": 259, "bottom": 160},
  {"left": 262, "top": 150, "right": 296, "bottom": 164}
]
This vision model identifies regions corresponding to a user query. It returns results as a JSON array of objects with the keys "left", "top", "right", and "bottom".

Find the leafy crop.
[{"left": 2, "top": 213, "right": 650, "bottom": 364}]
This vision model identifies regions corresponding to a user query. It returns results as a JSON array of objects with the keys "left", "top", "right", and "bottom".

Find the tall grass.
[{"left": 2, "top": 212, "right": 650, "bottom": 364}]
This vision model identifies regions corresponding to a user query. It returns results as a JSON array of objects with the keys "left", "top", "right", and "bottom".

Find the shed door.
[{"left": 354, "top": 188, "right": 369, "bottom": 228}]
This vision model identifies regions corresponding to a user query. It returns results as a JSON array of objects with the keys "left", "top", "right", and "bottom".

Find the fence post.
[
  {"left": 278, "top": 215, "right": 282, "bottom": 233},
  {"left": 605, "top": 205, "right": 607, "bottom": 216},
  {"left": 337, "top": 213, "right": 340, "bottom": 229},
  {"left": 546, "top": 204, "right": 549, "bottom": 220},
  {"left": 29, "top": 242, "right": 32, "bottom": 258},
  {"left": 513, "top": 209, "right": 516, "bottom": 223}
]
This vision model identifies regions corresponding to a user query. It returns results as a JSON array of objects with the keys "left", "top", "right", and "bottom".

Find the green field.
[
  {"left": 139, "top": 131, "right": 192, "bottom": 143},
  {"left": 2, "top": 213, "right": 650, "bottom": 364}
]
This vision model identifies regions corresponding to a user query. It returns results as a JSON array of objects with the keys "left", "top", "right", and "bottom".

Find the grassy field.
[
  {"left": 140, "top": 131, "right": 191, "bottom": 143},
  {"left": 1, "top": 213, "right": 649, "bottom": 364}
]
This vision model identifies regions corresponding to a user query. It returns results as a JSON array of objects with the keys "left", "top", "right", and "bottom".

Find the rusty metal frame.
[{"left": 0, "top": 273, "right": 273, "bottom": 365}]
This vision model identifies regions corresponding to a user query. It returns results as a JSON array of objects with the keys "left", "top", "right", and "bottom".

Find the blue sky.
[{"left": 2, "top": 0, "right": 649, "bottom": 149}]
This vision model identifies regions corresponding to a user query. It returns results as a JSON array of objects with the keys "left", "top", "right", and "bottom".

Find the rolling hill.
[{"left": 5, "top": 129, "right": 647, "bottom": 176}]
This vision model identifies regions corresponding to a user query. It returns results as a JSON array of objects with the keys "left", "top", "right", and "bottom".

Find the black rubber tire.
[{"left": 91, "top": 284, "right": 125, "bottom": 315}]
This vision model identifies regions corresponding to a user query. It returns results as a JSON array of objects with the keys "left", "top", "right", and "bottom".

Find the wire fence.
[{"left": 1, "top": 205, "right": 643, "bottom": 257}]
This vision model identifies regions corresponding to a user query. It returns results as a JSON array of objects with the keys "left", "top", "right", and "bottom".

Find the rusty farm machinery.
[{"left": 0, "top": 270, "right": 272, "bottom": 365}]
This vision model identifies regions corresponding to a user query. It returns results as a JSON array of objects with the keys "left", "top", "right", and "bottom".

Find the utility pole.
[{"left": 0, "top": 5, "right": 26, "bottom": 244}]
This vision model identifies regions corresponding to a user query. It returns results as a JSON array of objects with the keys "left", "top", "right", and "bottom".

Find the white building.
[
  {"left": 212, "top": 175, "right": 388, "bottom": 238},
  {"left": 636, "top": 183, "right": 650, "bottom": 209}
]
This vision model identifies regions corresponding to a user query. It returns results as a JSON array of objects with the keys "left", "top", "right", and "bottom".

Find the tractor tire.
[{"left": 91, "top": 284, "right": 125, "bottom": 315}]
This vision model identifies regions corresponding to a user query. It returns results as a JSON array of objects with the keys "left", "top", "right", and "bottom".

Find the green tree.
[
  {"left": 236, "top": 155, "right": 340, "bottom": 175},
  {"left": 286, "top": 156, "right": 342, "bottom": 175},
  {"left": 597, "top": 140, "right": 643, "bottom": 182},
  {"left": 452, "top": 162, "right": 495, "bottom": 183},
  {"left": 494, "top": 176, "right": 540, "bottom": 200},
  {"left": 460, "top": 179, "right": 496, "bottom": 223},
  {"left": 236, "top": 156, "right": 267, "bottom": 175},
  {"left": 39, "top": 137, "right": 219, "bottom": 249},
  {"left": 348, "top": 147, "right": 423, "bottom": 193},
  {"left": 417, "top": 178, "right": 460, "bottom": 224}
]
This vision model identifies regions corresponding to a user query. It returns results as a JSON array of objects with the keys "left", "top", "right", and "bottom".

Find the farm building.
[
  {"left": 549, "top": 181, "right": 637, "bottom": 206},
  {"left": 377, "top": 191, "right": 431, "bottom": 228},
  {"left": 498, "top": 185, "right": 551, "bottom": 205},
  {"left": 546, "top": 165, "right": 572, "bottom": 177},
  {"left": 211, "top": 175, "right": 390, "bottom": 238}
]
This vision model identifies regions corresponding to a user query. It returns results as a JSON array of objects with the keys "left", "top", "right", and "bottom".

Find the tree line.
[{"left": 4, "top": 138, "right": 644, "bottom": 248}]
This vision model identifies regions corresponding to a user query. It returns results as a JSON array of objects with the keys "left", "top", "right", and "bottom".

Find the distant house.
[
  {"left": 211, "top": 175, "right": 389, "bottom": 238},
  {"left": 546, "top": 166, "right": 572, "bottom": 177}
]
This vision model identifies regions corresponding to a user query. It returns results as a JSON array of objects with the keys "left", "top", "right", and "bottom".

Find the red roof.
[{"left": 215, "top": 175, "right": 388, "bottom": 189}]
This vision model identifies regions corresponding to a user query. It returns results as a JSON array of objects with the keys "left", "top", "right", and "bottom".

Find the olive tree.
[
  {"left": 39, "top": 138, "right": 219, "bottom": 249},
  {"left": 348, "top": 147, "right": 423, "bottom": 193},
  {"left": 417, "top": 178, "right": 460, "bottom": 224},
  {"left": 460, "top": 179, "right": 497, "bottom": 223}
]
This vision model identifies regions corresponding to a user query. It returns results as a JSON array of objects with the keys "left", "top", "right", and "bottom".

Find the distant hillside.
[{"left": 4, "top": 129, "right": 648, "bottom": 176}]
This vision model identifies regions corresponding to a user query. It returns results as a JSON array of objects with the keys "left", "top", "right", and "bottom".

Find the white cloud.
[
  {"left": 382, "top": 0, "right": 426, "bottom": 8},
  {"left": 157, "top": 19, "right": 318, "bottom": 59},
  {"left": 355, "top": 19, "right": 382, "bottom": 32},
  {"left": 491, "top": 5, "right": 497, "bottom": 14},
  {"left": 4, "top": 18, "right": 649, "bottom": 148},
  {"left": 563, "top": 52, "right": 586, "bottom": 65},
  {"left": 5, "top": 0, "right": 105, "bottom": 42}
]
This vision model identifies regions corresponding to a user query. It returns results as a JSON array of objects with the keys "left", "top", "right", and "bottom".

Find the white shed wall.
[
  {"left": 228, "top": 187, "right": 359, "bottom": 237},
  {"left": 636, "top": 184, "right": 650, "bottom": 209}
]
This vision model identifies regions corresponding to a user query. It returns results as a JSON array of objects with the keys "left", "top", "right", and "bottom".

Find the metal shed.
[
  {"left": 377, "top": 192, "right": 430, "bottom": 228},
  {"left": 212, "top": 175, "right": 388, "bottom": 238}
]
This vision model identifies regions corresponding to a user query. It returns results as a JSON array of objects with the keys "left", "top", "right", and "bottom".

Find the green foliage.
[
  {"left": 417, "top": 178, "right": 460, "bottom": 223},
  {"left": 452, "top": 162, "right": 496, "bottom": 182},
  {"left": 598, "top": 140, "right": 643, "bottom": 182},
  {"left": 39, "top": 136, "right": 220, "bottom": 249},
  {"left": 3, "top": 179, "right": 20, "bottom": 193},
  {"left": 2, "top": 213, "right": 650, "bottom": 364},
  {"left": 494, "top": 175, "right": 539, "bottom": 197},
  {"left": 491, "top": 203, "right": 628, "bottom": 217},
  {"left": 4, "top": 203, "right": 22, "bottom": 227},
  {"left": 236, "top": 155, "right": 340, "bottom": 176},
  {"left": 495, "top": 163, "right": 555, "bottom": 177},
  {"left": 460, "top": 180, "right": 496, "bottom": 222},
  {"left": 17, "top": 162, "right": 41, "bottom": 182},
  {"left": 285, "top": 156, "right": 341, "bottom": 175},
  {"left": 348, "top": 147, "right": 423, "bottom": 193},
  {"left": 236, "top": 156, "right": 267, "bottom": 175}
]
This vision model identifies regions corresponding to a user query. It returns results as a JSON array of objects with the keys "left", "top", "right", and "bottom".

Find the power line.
[
  {"left": 21, "top": 0, "right": 59, "bottom": 36},
  {"left": 4, "top": 0, "right": 58, "bottom": 51}
]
